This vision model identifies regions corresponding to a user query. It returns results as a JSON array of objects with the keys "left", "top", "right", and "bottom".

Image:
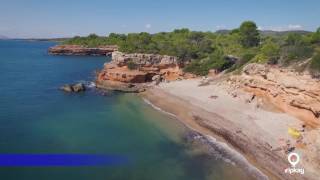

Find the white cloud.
[
  {"left": 215, "top": 25, "right": 226, "bottom": 30},
  {"left": 145, "top": 24, "right": 151, "bottom": 29},
  {"left": 259, "top": 24, "right": 303, "bottom": 31},
  {"left": 288, "top": 24, "right": 303, "bottom": 30}
]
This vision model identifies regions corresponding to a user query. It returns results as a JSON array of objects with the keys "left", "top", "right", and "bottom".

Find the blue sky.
[{"left": 0, "top": 0, "right": 319, "bottom": 38}]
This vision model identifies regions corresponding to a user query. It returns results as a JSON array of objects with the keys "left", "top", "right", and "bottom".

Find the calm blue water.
[{"left": 0, "top": 40, "right": 251, "bottom": 180}]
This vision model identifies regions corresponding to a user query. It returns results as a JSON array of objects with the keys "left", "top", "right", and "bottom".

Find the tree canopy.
[
  {"left": 63, "top": 21, "right": 320, "bottom": 75},
  {"left": 239, "top": 21, "right": 260, "bottom": 48}
]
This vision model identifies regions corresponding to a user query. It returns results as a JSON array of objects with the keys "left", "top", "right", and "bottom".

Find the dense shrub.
[
  {"left": 281, "top": 45, "right": 314, "bottom": 64},
  {"left": 251, "top": 54, "right": 269, "bottom": 64},
  {"left": 226, "top": 52, "right": 256, "bottom": 73},
  {"left": 261, "top": 41, "right": 280, "bottom": 57},
  {"left": 310, "top": 53, "right": 320, "bottom": 76},
  {"left": 310, "top": 27, "right": 320, "bottom": 44},
  {"left": 285, "top": 33, "right": 303, "bottom": 46},
  {"left": 280, "top": 32, "right": 314, "bottom": 64},
  {"left": 183, "top": 60, "right": 208, "bottom": 76},
  {"left": 215, "top": 33, "right": 244, "bottom": 56},
  {"left": 184, "top": 49, "right": 232, "bottom": 75},
  {"left": 241, "top": 53, "right": 256, "bottom": 63},
  {"left": 237, "top": 53, "right": 256, "bottom": 68},
  {"left": 260, "top": 40, "right": 280, "bottom": 64}
]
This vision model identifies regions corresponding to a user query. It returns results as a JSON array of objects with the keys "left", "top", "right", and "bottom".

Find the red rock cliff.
[
  {"left": 96, "top": 51, "right": 191, "bottom": 92},
  {"left": 227, "top": 63, "right": 320, "bottom": 127}
]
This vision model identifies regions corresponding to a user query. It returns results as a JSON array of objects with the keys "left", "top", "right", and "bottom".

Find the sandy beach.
[{"left": 141, "top": 78, "right": 320, "bottom": 180}]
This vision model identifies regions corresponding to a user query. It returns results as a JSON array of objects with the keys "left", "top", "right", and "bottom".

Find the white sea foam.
[
  {"left": 143, "top": 98, "right": 177, "bottom": 118},
  {"left": 202, "top": 135, "right": 269, "bottom": 180},
  {"left": 77, "top": 80, "right": 96, "bottom": 88},
  {"left": 87, "top": 81, "right": 96, "bottom": 88}
]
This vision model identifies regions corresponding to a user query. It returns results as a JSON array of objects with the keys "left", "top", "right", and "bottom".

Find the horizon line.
[{"left": 0, "top": 28, "right": 314, "bottom": 40}]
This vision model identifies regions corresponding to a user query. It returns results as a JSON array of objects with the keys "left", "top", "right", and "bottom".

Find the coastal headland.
[{"left": 95, "top": 51, "right": 195, "bottom": 92}]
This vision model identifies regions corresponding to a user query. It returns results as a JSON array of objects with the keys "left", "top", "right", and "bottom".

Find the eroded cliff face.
[
  {"left": 48, "top": 45, "right": 118, "bottom": 56},
  {"left": 227, "top": 63, "right": 320, "bottom": 127},
  {"left": 96, "top": 51, "right": 192, "bottom": 92}
]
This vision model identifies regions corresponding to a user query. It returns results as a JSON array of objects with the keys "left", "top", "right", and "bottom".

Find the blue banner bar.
[{"left": 0, "top": 154, "right": 128, "bottom": 166}]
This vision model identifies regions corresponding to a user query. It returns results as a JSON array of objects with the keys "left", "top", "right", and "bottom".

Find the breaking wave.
[
  {"left": 143, "top": 98, "right": 177, "bottom": 118},
  {"left": 77, "top": 80, "right": 96, "bottom": 89}
]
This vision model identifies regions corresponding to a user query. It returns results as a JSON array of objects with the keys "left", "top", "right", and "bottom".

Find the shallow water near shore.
[{"left": 0, "top": 40, "right": 254, "bottom": 180}]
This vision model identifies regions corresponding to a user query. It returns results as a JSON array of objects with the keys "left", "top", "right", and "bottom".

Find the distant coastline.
[{"left": 0, "top": 38, "right": 71, "bottom": 42}]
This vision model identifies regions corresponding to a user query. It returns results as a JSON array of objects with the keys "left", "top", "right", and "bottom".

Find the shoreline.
[
  {"left": 140, "top": 88, "right": 275, "bottom": 180},
  {"left": 140, "top": 79, "right": 318, "bottom": 180},
  {"left": 142, "top": 97, "right": 269, "bottom": 180}
]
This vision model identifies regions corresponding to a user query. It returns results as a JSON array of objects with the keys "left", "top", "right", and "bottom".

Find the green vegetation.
[
  {"left": 183, "top": 48, "right": 232, "bottom": 75},
  {"left": 63, "top": 21, "right": 320, "bottom": 76},
  {"left": 310, "top": 28, "right": 320, "bottom": 44},
  {"left": 252, "top": 39, "right": 280, "bottom": 64},
  {"left": 310, "top": 53, "right": 320, "bottom": 76},
  {"left": 280, "top": 33, "right": 314, "bottom": 65},
  {"left": 239, "top": 21, "right": 260, "bottom": 48}
]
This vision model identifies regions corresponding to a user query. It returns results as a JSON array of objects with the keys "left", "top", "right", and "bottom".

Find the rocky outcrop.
[
  {"left": 60, "top": 83, "right": 86, "bottom": 93},
  {"left": 48, "top": 45, "right": 118, "bottom": 56},
  {"left": 111, "top": 51, "right": 179, "bottom": 68},
  {"left": 96, "top": 51, "right": 191, "bottom": 92},
  {"left": 227, "top": 63, "right": 320, "bottom": 126}
]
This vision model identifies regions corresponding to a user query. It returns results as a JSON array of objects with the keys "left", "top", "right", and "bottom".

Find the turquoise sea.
[{"left": 0, "top": 40, "right": 253, "bottom": 180}]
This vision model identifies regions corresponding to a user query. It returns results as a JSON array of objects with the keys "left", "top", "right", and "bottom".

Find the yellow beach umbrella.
[{"left": 288, "top": 127, "right": 301, "bottom": 139}]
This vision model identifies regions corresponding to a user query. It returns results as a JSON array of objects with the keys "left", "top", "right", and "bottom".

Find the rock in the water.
[
  {"left": 60, "top": 83, "right": 86, "bottom": 93},
  {"left": 60, "top": 84, "right": 73, "bottom": 92},
  {"left": 95, "top": 80, "right": 146, "bottom": 92},
  {"left": 72, "top": 83, "right": 86, "bottom": 92}
]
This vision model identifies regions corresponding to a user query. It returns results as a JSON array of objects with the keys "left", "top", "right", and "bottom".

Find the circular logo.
[{"left": 288, "top": 152, "right": 300, "bottom": 167}]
